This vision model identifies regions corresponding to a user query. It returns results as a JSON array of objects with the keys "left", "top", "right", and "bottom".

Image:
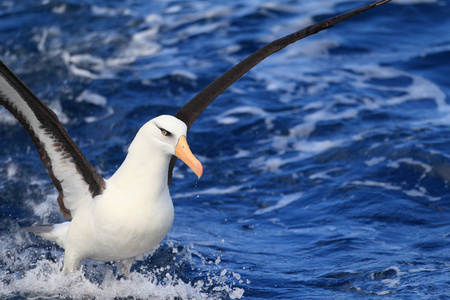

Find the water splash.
[{"left": 0, "top": 228, "right": 244, "bottom": 299}]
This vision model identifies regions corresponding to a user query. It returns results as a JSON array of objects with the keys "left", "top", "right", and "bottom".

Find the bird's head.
[{"left": 138, "top": 115, "right": 203, "bottom": 179}]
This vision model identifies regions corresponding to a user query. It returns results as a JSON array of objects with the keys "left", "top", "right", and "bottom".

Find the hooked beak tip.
[
  {"left": 175, "top": 136, "right": 203, "bottom": 179},
  {"left": 194, "top": 161, "right": 203, "bottom": 179}
]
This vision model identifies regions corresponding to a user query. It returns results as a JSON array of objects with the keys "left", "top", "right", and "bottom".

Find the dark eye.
[{"left": 160, "top": 128, "right": 171, "bottom": 136}]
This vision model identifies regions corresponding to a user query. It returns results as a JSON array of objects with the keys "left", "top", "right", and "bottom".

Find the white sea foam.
[
  {"left": 304, "top": 108, "right": 359, "bottom": 123},
  {"left": 370, "top": 266, "right": 406, "bottom": 295},
  {"left": 171, "top": 69, "right": 198, "bottom": 81},
  {"left": 348, "top": 180, "right": 440, "bottom": 202},
  {"left": 293, "top": 139, "right": 344, "bottom": 154},
  {"left": 232, "top": 148, "right": 251, "bottom": 159},
  {"left": 0, "top": 229, "right": 244, "bottom": 299},
  {"left": 6, "top": 161, "right": 17, "bottom": 179},
  {"left": 309, "top": 167, "right": 341, "bottom": 180},
  {"left": 0, "top": 107, "right": 17, "bottom": 125},
  {"left": 250, "top": 155, "right": 297, "bottom": 173},
  {"left": 52, "top": 4, "right": 66, "bottom": 14},
  {"left": 0, "top": 255, "right": 244, "bottom": 299},
  {"left": 36, "top": 28, "right": 48, "bottom": 53},
  {"left": 173, "top": 185, "right": 244, "bottom": 199},
  {"left": 408, "top": 267, "right": 436, "bottom": 273},
  {"left": 125, "top": 27, "right": 162, "bottom": 59},
  {"left": 365, "top": 157, "right": 386, "bottom": 167},
  {"left": 387, "top": 158, "right": 432, "bottom": 174},
  {"left": 404, "top": 188, "right": 440, "bottom": 202},
  {"left": 249, "top": 136, "right": 344, "bottom": 173},
  {"left": 255, "top": 191, "right": 304, "bottom": 215},
  {"left": 46, "top": 100, "right": 70, "bottom": 125},
  {"left": 165, "top": 5, "right": 182, "bottom": 14},
  {"left": 393, "top": 0, "right": 438, "bottom": 4},
  {"left": 75, "top": 91, "right": 114, "bottom": 123},
  {"left": 344, "top": 64, "right": 448, "bottom": 111},
  {"left": 248, "top": 59, "right": 447, "bottom": 178},
  {"left": 215, "top": 106, "right": 270, "bottom": 125},
  {"left": 91, "top": 5, "right": 133, "bottom": 16},
  {"left": 84, "top": 108, "right": 115, "bottom": 123},
  {"left": 29, "top": 192, "right": 59, "bottom": 222},
  {"left": 62, "top": 52, "right": 116, "bottom": 79},
  {"left": 62, "top": 20, "right": 162, "bottom": 79},
  {"left": 177, "top": 21, "right": 229, "bottom": 40},
  {"left": 75, "top": 90, "right": 108, "bottom": 107},
  {"left": 165, "top": 6, "right": 232, "bottom": 31},
  {"left": 260, "top": 0, "right": 339, "bottom": 44}
]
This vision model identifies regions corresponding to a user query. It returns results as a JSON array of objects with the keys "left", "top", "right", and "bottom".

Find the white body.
[{"left": 36, "top": 115, "right": 201, "bottom": 275}]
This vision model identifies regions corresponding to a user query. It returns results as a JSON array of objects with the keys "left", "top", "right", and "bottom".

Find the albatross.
[{"left": 0, "top": 0, "right": 391, "bottom": 277}]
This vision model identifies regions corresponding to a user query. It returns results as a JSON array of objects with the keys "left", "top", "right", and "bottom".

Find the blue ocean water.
[{"left": 0, "top": 0, "right": 449, "bottom": 298}]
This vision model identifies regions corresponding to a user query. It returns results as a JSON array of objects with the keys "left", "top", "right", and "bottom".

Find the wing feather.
[
  {"left": 0, "top": 61, "right": 105, "bottom": 219},
  {"left": 168, "top": 0, "right": 391, "bottom": 185}
]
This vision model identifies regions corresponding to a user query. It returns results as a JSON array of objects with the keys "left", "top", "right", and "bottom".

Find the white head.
[{"left": 131, "top": 115, "right": 203, "bottom": 178}]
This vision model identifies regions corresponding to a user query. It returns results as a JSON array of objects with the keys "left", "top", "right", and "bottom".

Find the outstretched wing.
[
  {"left": 168, "top": 0, "right": 391, "bottom": 185},
  {"left": 0, "top": 61, "right": 105, "bottom": 219}
]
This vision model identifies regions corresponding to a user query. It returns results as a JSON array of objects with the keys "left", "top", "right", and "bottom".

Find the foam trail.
[
  {"left": 0, "top": 235, "right": 245, "bottom": 299},
  {"left": 255, "top": 192, "right": 304, "bottom": 215}
]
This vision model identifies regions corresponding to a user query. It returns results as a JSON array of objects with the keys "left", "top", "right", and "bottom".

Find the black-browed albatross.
[{"left": 0, "top": 0, "right": 391, "bottom": 277}]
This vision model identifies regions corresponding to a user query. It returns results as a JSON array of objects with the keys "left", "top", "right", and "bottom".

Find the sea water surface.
[{"left": 0, "top": 0, "right": 449, "bottom": 299}]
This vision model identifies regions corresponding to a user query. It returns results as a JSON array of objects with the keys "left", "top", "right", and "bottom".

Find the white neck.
[{"left": 106, "top": 135, "right": 172, "bottom": 204}]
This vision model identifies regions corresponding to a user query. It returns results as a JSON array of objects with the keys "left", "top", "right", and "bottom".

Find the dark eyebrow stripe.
[{"left": 158, "top": 127, "right": 172, "bottom": 135}]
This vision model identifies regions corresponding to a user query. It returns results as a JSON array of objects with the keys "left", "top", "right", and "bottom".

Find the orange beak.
[{"left": 175, "top": 136, "right": 203, "bottom": 179}]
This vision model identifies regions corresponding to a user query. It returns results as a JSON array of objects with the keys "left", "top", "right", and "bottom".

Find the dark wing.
[
  {"left": 0, "top": 61, "right": 105, "bottom": 219},
  {"left": 168, "top": 0, "right": 391, "bottom": 185}
]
